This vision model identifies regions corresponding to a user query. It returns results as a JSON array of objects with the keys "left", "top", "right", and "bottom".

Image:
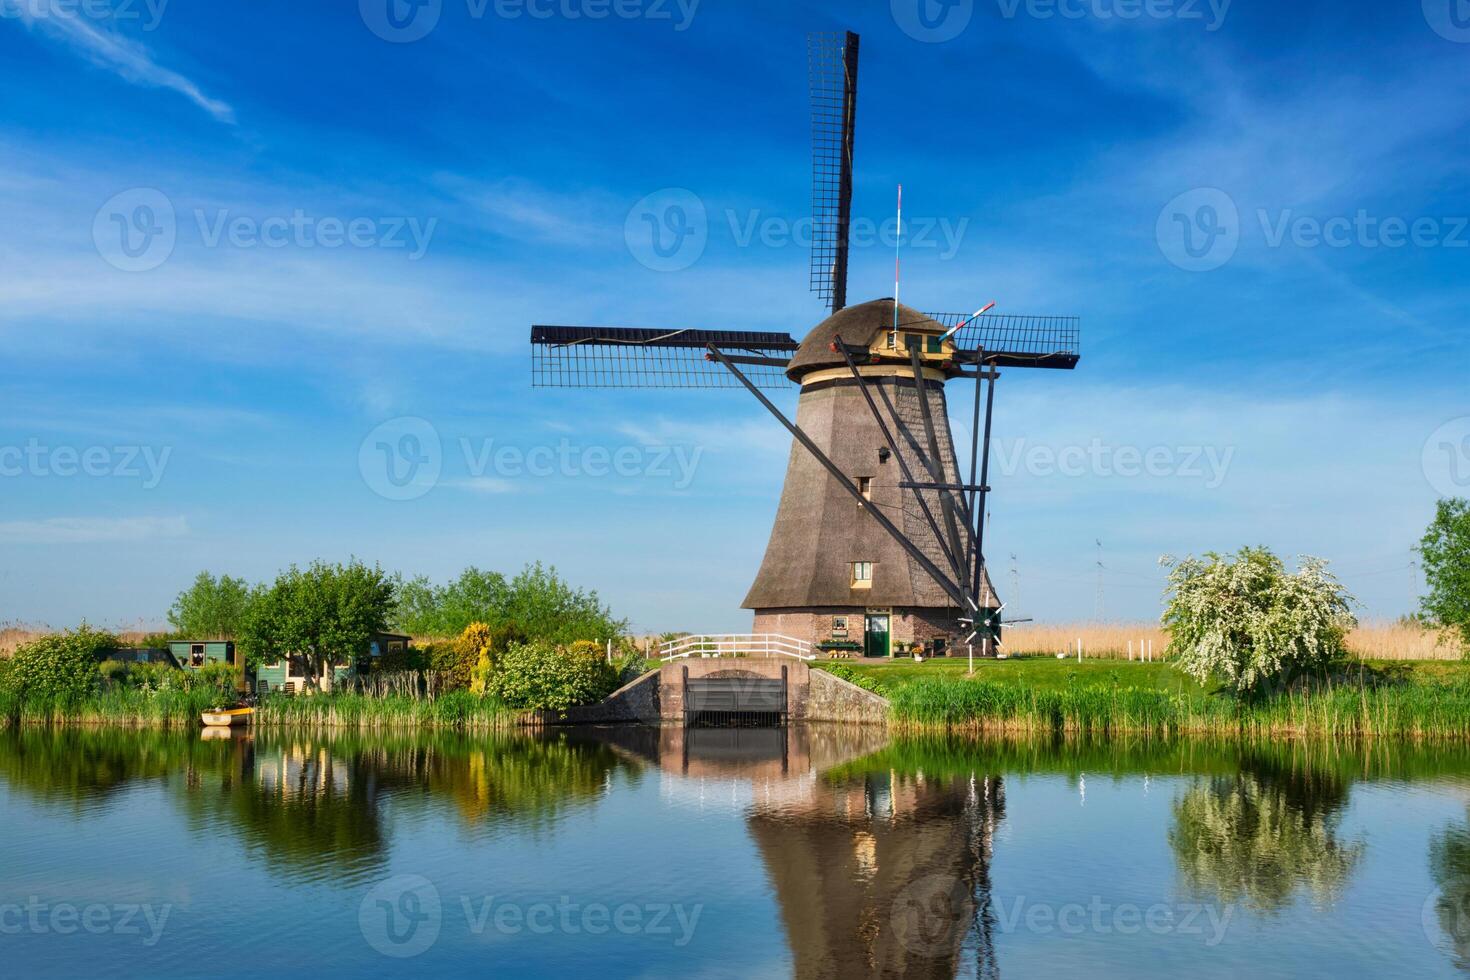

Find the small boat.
[{"left": 201, "top": 707, "right": 254, "bottom": 728}]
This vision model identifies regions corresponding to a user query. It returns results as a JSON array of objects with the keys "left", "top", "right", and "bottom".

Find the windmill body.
[{"left": 744, "top": 299, "right": 999, "bottom": 657}]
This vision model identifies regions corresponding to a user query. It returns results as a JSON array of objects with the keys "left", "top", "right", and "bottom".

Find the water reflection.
[
  {"left": 1168, "top": 749, "right": 1365, "bottom": 911},
  {"left": 9, "top": 727, "right": 1470, "bottom": 976},
  {"left": 1430, "top": 810, "right": 1470, "bottom": 969},
  {"left": 582, "top": 726, "right": 1005, "bottom": 978}
]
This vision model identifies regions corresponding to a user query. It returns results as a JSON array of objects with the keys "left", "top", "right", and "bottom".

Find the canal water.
[{"left": 4, "top": 725, "right": 1470, "bottom": 978}]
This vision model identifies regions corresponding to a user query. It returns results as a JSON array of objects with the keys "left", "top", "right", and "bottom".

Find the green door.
[{"left": 865, "top": 614, "right": 890, "bottom": 659}]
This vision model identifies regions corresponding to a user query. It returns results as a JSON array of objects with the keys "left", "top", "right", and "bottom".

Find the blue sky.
[{"left": 1, "top": 0, "right": 1466, "bottom": 633}]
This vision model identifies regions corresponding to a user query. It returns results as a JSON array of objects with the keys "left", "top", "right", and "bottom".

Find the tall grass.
[
  {"left": 880, "top": 673, "right": 1470, "bottom": 739},
  {"left": 255, "top": 690, "right": 522, "bottom": 731}
]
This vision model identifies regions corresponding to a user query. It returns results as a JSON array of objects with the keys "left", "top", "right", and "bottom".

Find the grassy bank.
[
  {"left": 0, "top": 687, "right": 524, "bottom": 731},
  {"left": 820, "top": 657, "right": 1470, "bottom": 738}
]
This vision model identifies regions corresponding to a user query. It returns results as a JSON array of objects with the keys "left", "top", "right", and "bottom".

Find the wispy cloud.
[
  {"left": 0, "top": 516, "right": 189, "bottom": 544},
  {"left": 10, "top": 2, "right": 234, "bottom": 123}
]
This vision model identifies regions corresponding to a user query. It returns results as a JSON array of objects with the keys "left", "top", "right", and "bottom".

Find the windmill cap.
[{"left": 786, "top": 299, "right": 948, "bottom": 381}]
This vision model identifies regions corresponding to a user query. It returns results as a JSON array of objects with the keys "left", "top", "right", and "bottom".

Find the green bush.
[
  {"left": 98, "top": 660, "right": 132, "bottom": 689},
  {"left": 486, "top": 642, "right": 619, "bottom": 711},
  {"left": 8, "top": 627, "right": 114, "bottom": 706},
  {"left": 1162, "top": 547, "right": 1355, "bottom": 695}
]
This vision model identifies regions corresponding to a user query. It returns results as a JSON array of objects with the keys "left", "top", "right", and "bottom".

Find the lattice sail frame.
[
  {"left": 531, "top": 326, "right": 797, "bottom": 389},
  {"left": 927, "top": 312, "right": 1081, "bottom": 368},
  {"left": 808, "top": 31, "right": 858, "bottom": 313}
]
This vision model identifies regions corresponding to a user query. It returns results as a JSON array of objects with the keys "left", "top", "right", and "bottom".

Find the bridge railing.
[{"left": 659, "top": 633, "right": 815, "bottom": 662}]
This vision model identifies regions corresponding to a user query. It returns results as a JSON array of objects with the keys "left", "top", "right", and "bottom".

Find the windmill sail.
[
  {"left": 808, "top": 31, "right": 859, "bottom": 314},
  {"left": 926, "top": 312, "right": 1081, "bottom": 369},
  {"left": 531, "top": 325, "right": 798, "bottom": 388}
]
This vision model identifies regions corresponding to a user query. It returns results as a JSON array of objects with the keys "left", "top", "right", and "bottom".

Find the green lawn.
[
  {"left": 829, "top": 657, "right": 1203, "bottom": 693},
  {"left": 828, "top": 655, "right": 1466, "bottom": 694}
]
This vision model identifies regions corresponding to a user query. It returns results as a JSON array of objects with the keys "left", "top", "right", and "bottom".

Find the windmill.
[{"left": 530, "top": 31, "right": 1080, "bottom": 658}]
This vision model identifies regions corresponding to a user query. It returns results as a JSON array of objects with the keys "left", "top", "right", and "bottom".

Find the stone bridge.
[{"left": 551, "top": 659, "right": 889, "bottom": 726}]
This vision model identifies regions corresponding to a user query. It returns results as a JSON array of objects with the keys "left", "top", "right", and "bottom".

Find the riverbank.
[
  {"left": 819, "top": 658, "right": 1470, "bottom": 739},
  {"left": 0, "top": 688, "right": 526, "bottom": 731}
]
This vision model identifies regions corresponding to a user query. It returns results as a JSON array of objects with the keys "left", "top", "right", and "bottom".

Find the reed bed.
[
  {"left": 254, "top": 690, "right": 523, "bottom": 731},
  {"left": 877, "top": 674, "right": 1470, "bottom": 739},
  {"left": 1001, "top": 620, "right": 1459, "bottom": 661}
]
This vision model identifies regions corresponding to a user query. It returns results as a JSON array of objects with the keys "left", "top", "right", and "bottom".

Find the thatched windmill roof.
[{"left": 786, "top": 299, "right": 955, "bottom": 381}]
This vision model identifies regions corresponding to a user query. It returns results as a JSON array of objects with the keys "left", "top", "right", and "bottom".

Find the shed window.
[
  {"left": 190, "top": 644, "right": 205, "bottom": 668},
  {"left": 225, "top": 647, "right": 236, "bottom": 666}
]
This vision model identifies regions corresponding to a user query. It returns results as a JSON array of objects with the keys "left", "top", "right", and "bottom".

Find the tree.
[
  {"left": 392, "top": 563, "right": 626, "bottom": 643},
  {"left": 238, "top": 560, "right": 396, "bottom": 687},
  {"left": 1419, "top": 498, "right": 1470, "bottom": 654},
  {"left": 168, "top": 571, "right": 255, "bottom": 639},
  {"left": 1161, "top": 547, "right": 1356, "bottom": 695}
]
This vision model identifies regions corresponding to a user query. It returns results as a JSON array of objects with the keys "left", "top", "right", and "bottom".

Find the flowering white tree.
[{"left": 1161, "top": 548, "right": 1356, "bottom": 695}]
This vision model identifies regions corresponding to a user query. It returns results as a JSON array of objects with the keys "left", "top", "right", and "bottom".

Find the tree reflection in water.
[
  {"left": 1428, "top": 809, "right": 1470, "bottom": 970},
  {"left": 1169, "top": 749, "right": 1365, "bottom": 912}
]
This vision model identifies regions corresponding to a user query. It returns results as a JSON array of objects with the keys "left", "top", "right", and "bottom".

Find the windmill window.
[
  {"left": 926, "top": 335, "right": 943, "bottom": 354},
  {"left": 851, "top": 562, "right": 874, "bottom": 588},
  {"left": 858, "top": 476, "right": 872, "bottom": 500}
]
